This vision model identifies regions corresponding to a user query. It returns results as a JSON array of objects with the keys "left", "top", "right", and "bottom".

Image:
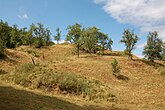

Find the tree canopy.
[
  {"left": 120, "top": 29, "right": 138, "bottom": 60},
  {"left": 143, "top": 31, "right": 163, "bottom": 62}
]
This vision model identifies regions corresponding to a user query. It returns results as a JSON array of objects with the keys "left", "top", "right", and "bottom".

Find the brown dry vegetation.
[{"left": 0, "top": 44, "right": 165, "bottom": 110}]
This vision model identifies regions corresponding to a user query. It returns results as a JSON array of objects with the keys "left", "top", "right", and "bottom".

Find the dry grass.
[{"left": 0, "top": 44, "right": 165, "bottom": 109}]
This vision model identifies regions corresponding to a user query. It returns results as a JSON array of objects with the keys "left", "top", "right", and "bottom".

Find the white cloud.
[
  {"left": 94, "top": 0, "right": 165, "bottom": 40},
  {"left": 53, "top": 40, "right": 66, "bottom": 44},
  {"left": 18, "top": 13, "right": 29, "bottom": 19},
  {"left": 136, "top": 54, "right": 144, "bottom": 58},
  {"left": 137, "top": 42, "right": 147, "bottom": 49}
]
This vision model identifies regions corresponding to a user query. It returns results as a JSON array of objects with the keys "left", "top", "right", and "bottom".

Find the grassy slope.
[{"left": 0, "top": 44, "right": 165, "bottom": 110}]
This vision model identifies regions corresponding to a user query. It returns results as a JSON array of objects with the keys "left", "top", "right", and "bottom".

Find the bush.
[
  {"left": 16, "top": 63, "right": 35, "bottom": 73},
  {"left": 111, "top": 59, "right": 120, "bottom": 75},
  {"left": 58, "top": 73, "right": 89, "bottom": 94},
  {"left": 26, "top": 50, "right": 39, "bottom": 57},
  {"left": 34, "top": 38, "right": 44, "bottom": 48}
]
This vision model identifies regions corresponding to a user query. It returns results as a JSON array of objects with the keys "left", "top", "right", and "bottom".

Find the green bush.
[
  {"left": 34, "top": 38, "right": 44, "bottom": 48},
  {"left": 16, "top": 63, "right": 35, "bottom": 73},
  {"left": 26, "top": 50, "right": 39, "bottom": 57},
  {"left": 111, "top": 59, "right": 120, "bottom": 75},
  {"left": 58, "top": 73, "right": 89, "bottom": 94}
]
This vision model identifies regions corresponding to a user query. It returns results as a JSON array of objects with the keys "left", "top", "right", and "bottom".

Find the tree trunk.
[
  {"left": 31, "top": 56, "right": 35, "bottom": 65},
  {"left": 94, "top": 49, "right": 96, "bottom": 54},
  {"left": 102, "top": 49, "right": 104, "bottom": 55},
  {"left": 42, "top": 54, "right": 45, "bottom": 63},
  {"left": 77, "top": 45, "right": 79, "bottom": 58},
  {"left": 128, "top": 50, "right": 132, "bottom": 60}
]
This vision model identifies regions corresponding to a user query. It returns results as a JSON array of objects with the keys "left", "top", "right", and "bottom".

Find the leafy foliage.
[
  {"left": 120, "top": 29, "right": 138, "bottom": 60},
  {"left": 111, "top": 59, "right": 120, "bottom": 75},
  {"left": 32, "top": 23, "right": 51, "bottom": 48},
  {"left": 98, "top": 32, "right": 113, "bottom": 54},
  {"left": 66, "top": 23, "right": 83, "bottom": 57},
  {"left": 0, "top": 20, "right": 52, "bottom": 51},
  {"left": 66, "top": 23, "right": 113, "bottom": 56},
  {"left": 143, "top": 32, "right": 163, "bottom": 62},
  {"left": 81, "top": 27, "right": 99, "bottom": 54}
]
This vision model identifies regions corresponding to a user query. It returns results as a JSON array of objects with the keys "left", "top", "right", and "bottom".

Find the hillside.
[{"left": 0, "top": 44, "right": 165, "bottom": 110}]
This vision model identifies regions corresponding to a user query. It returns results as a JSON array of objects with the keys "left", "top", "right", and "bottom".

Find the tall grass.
[{"left": 1, "top": 63, "right": 115, "bottom": 102}]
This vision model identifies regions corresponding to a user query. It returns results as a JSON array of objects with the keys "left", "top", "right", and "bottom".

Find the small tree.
[
  {"left": 143, "top": 31, "right": 163, "bottom": 62},
  {"left": 111, "top": 59, "right": 120, "bottom": 76},
  {"left": 32, "top": 23, "right": 51, "bottom": 48},
  {"left": 66, "top": 23, "right": 83, "bottom": 57},
  {"left": 54, "top": 27, "right": 61, "bottom": 44},
  {"left": 10, "top": 24, "right": 21, "bottom": 48},
  {"left": 82, "top": 27, "right": 99, "bottom": 54},
  {"left": 120, "top": 29, "right": 138, "bottom": 60}
]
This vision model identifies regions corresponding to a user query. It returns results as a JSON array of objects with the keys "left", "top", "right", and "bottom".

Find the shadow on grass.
[
  {"left": 116, "top": 74, "right": 130, "bottom": 81},
  {"left": 0, "top": 86, "right": 128, "bottom": 110},
  {"left": 134, "top": 59, "right": 164, "bottom": 69},
  {"left": 113, "top": 73, "right": 129, "bottom": 81},
  {"left": 0, "top": 69, "right": 7, "bottom": 75},
  {"left": 101, "top": 51, "right": 127, "bottom": 57}
]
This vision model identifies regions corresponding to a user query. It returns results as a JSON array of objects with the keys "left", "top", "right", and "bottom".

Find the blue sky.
[{"left": 1, "top": 0, "right": 165, "bottom": 57}]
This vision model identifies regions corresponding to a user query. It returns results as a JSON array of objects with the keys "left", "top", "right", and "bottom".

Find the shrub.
[
  {"left": 34, "top": 38, "right": 44, "bottom": 48},
  {"left": 111, "top": 59, "right": 120, "bottom": 75},
  {"left": 16, "top": 63, "right": 35, "bottom": 73},
  {"left": 58, "top": 73, "right": 89, "bottom": 94},
  {"left": 26, "top": 50, "right": 39, "bottom": 57}
]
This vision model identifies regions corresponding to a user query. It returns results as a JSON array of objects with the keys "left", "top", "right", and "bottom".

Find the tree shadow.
[
  {"left": 114, "top": 74, "right": 130, "bottom": 81},
  {"left": 83, "top": 105, "right": 129, "bottom": 110},
  {"left": 80, "top": 55, "right": 98, "bottom": 58},
  {"left": 101, "top": 51, "right": 127, "bottom": 57},
  {"left": 0, "top": 69, "right": 7, "bottom": 75},
  {"left": 134, "top": 59, "right": 164, "bottom": 69},
  {"left": 0, "top": 86, "right": 128, "bottom": 110}
]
